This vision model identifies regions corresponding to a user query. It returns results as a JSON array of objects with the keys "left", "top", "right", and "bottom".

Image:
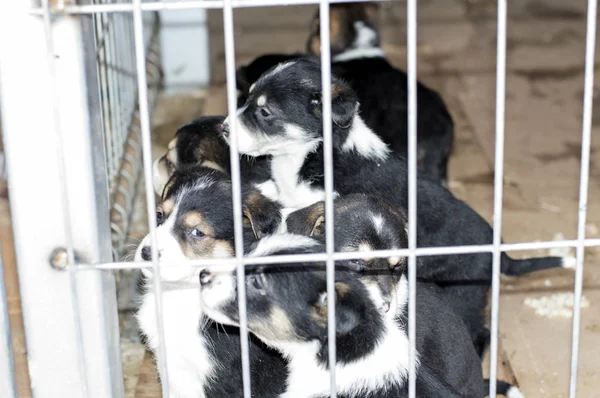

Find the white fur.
[
  {"left": 506, "top": 386, "right": 525, "bottom": 398},
  {"left": 257, "top": 94, "right": 267, "bottom": 106},
  {"left": 254, "top": 179, "right": 280, "bottom": 202},
  {"left": 198, "top": 264, "right": 238, "bottom": 326},
  {"left": 333, "top": 47, "right": 385, "bottom": 62},
  {"left": 249, "top": 233, "right": 321, "bottom": 257},
  {"left": 341, "top": 116, "right": 390, "bottom": 161},
  {"left": 372, "top": 214, "right": 384, "bottom": 234},
  {"left": 274, "top": 207, "right": 300, "bottom": 234},
  {"left": 353, "top": 21, "right": 377, "bottom": 48},
  {"left": 137, "top": 211, "right": 197, "bottom": 283},
  {"left": 270, "top": 140, "right": 338, "bottom": 208},
  {"left": 263, "top": 61, "right": 294, "bottom": 80},
  {"left": 274, "top": 276, "right": 414, "bottom": 398},
  {"left": 153, "top": 156, "right": 167, "bottom": 196},
  {"left": 224, "top": 114, "right": 310, "bottom": 157},
  {"left": 136, "top": 260, "right": 212, "bottom": 398},
  {"left": 332, "top": 21, "right": 385, "bottom": 62},
  {"left": 562, "top": 256, "right": 577, "bottom": 269}
]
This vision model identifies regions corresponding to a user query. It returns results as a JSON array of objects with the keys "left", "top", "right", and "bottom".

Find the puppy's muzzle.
[
  {"left": 220, "top": 121, "right": 230, "bottom": 138},
  {"left": 199, "top": 269, "right": 213, "bottom": 285}
]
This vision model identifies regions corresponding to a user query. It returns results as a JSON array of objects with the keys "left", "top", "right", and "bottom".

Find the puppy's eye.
[
  {"left": 348, "top": 259, "right": 367, "bottom": 270},
  {"left": 190, "top": 229, "right": 204, "bottom": 239},
  {"left": 260, "top": 108, "right": 271, "bottom": 118},
  {"left": 156, "top": 211, "right": 164, "bottom": 225}
]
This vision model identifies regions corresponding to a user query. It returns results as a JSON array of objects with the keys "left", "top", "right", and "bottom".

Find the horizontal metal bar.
[
  {"left": 30, "top": 0, "right": 391, "bottom": 15},
  {"left": 67, "top": 238, "right": 600, "bottom": 271}
]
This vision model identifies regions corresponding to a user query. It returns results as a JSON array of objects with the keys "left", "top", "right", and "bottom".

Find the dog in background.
[
  {"left": 307, "top": 2, "right": 454, "bottom": 184},
  {"left": 234, "top": 2, "right": 454, "bottom": 184}
]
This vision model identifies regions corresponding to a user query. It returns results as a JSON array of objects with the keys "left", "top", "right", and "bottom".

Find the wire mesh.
[{"left": 26, "top": 0, "right": 600, "bottom": 397}]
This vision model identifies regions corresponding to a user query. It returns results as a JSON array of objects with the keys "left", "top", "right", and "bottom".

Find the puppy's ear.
[
  {"left": 331, "top": 82, "right": 358, "bottom": 129},
  {"left": 314, "top": 282, "right": 360, "bottom": 335},
  {"left": 242, "top": 190, "right": 282, "bottom": 240},
  {"left": 236, "top": 66, "right": 250, "bottom": 95},
  {"left": 285, "top": 201, "right": 326, "bottom": 237}
]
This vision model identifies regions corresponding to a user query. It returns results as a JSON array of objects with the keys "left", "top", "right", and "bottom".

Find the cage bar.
[
  {"left": 131, "top": 0, "right": 171, "bottom": 396},
  {"left": 569, "top": 0, "right": 597, "bottom": 396},
  {"left": 29, "top": 0, "right": 394, "bottom": 15},
  {"left": 221, "top": 0, "right": 253, "bottom": 394},
  {"left": 317, "top": 0, "right": 338, "bottom": 395},
  {"left": 488, "top": 0, "right": 508, "bottom": 396}
]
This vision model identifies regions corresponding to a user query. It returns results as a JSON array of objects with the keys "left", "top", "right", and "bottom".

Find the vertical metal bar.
[
  {"left": 569, "top": 0, "right": 597, "bottom": 396},
  {"left": 318, "top": 1, "right": 337, "bottom": 396},
  {"left": 222, "top": 0, "right": 252, "bottom": 396},
  {"left": 132, "top": 1, "right": 170, "bottom": 396},
  {"left": 406, "top": 0, "right": 418, "bottom": 397},
  {"left": 40, "top": 1, "right": 90, "bottom": 396},
  {"left": 488, "top": 1, "right": 507, "bottom": 397},
  {"left": 0, "top": 245, "right": 17, "bottom": 398}
]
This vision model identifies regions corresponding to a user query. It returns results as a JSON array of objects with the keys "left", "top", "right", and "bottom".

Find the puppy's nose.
[
  {"left": 141, "top": 246, "right": 152, "bottom": 261},
  {"left": 220, "top": 122, "right": 230, "bottom": 138},
  {"left": 199, "top": 269, "right": 213, "bottom": 285}
]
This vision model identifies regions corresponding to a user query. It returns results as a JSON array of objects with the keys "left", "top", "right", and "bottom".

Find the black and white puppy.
[
  {"left": 152, "top": 116, "right": 272, "bottom": 197},
  {"left": 220, "top": 58, "right": 572, "bottom": 302},
  {"left": 285, "top": 194, "right": 516, "bottom": 365},
  {"left": 307, "top": 2, "right": 454, "bottom": 183},
  {"left": 136, "top": 166, "right": 287, "bottom": 397},
  {"left": 233, "top": 3, "right": 454, "bottom": 184},
  {"left": 199, "top": 235, "right": 485, "bottom": 398}
]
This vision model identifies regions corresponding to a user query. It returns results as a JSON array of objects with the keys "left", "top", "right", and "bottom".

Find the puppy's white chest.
[
  {"left": 270, "top": 148, "right": 337, "bottom": 208},
  {"left": 137, "top": 287, "right": 212, "bottom": 397}
]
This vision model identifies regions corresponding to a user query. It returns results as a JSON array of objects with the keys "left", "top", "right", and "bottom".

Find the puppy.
[
  {"left": 152, "top": 116, "right": 272, "bottom": 197},
  {"left": 233, "top": 3, "right": 454, "bottom": 184},
  {"left": 199, "top": 234, "right": 485, "bottom": 398},
  {"left": 286, "top": 194, "right": 515, "bottom": 361},
  {"left": 136, "top": 166, "right": 287, "bottom": 397},
  {"left": 221, "top": 58, "right": 569, "bottom": 312},
  {"left": 307, "top": 2, "right": 454, "bottom": 183}
]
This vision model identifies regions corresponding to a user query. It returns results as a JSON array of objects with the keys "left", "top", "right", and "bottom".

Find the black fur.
[
  {"left": 236, "top": 53, "right": 305, "bottom": 107},
  {"left": 157, "top": 166, "right": 281, "bottom": 252},
  {"left": 230, "top": 58, "right": 564, "bottom": 357},
  {"left": 201, "top": 242, "right": 484, "bottom": 397},
  {"left": 234, "top": 53, "right": 454, "bottom": 183},
  {"left": 203, "top": 322, "right": 288, "bottom": 398},
  {"left": 171, "top": 116, "right": 271, "bottom": 186}
]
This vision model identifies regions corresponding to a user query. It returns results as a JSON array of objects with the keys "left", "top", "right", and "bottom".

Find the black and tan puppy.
[
  {"left": 136, "top": 166, "right": 287, "bottom": 397},
  {"left": 152, "top": 116, "right": 272, "bottom": 197},
  {"left": 199, "top": 235, "right": 485, "bottom": 398}
]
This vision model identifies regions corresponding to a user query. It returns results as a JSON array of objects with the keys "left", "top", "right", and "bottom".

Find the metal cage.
[{"left": 0, "top": 0, "right": 598, "bottom": 397}]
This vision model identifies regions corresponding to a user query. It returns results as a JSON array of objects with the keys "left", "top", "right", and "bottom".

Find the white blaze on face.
[
  {"left": 135, "top": 203, "right": 196, "bottom": 283},
  {"left": 198, "top": 264, "right": 238, "bottom": 325}
]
